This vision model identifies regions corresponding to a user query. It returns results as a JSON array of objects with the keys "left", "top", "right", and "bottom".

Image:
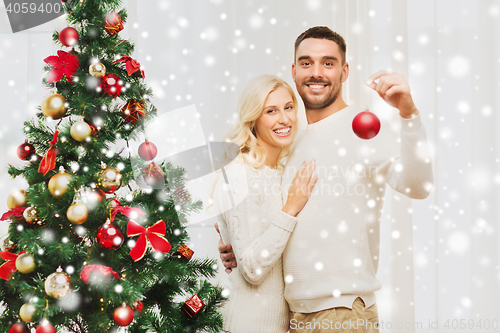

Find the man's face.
[{"left": 292, "top": 38, "right": 348, "bottom": 110}]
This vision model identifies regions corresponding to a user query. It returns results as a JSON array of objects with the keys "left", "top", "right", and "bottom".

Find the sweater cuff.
[
  {"left": 273, "top": 210, "right": 298, "bottom": 233},
  {"left": 400, "top": 113, "right": 424, "bottom": 134}
]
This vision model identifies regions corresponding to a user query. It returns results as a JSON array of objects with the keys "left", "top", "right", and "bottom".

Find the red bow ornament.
[
  {"left": 0, "top": 251, "right": 26, "bottom": 280},
  {"left": 113, "top": 55, "right": 145, "bottom": 80},
  {"left": 127, "top": 220, "right": 171, "bottom": 262},
  {"left": 38, "top": 131, "right": 59, "bottom": 175}
]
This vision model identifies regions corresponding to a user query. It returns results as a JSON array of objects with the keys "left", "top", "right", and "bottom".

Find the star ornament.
[
  {"left": 113, "top": 55, "right": 145, "bottom": 80},
  {"left": 44, "top": 50, "right": 80, "bottom": 84}
]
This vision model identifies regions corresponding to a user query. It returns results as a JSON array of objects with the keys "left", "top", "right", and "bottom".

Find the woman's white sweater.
[{"left": 214, "top": 158, "right": 298, "bottom": 333}]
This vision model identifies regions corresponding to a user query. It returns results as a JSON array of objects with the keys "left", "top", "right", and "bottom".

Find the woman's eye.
[
  {"left": 285, "top": 106, "right": 293, "bottom": 110},
  {"left": 267, "top": 109, "right": 277, "bottom": 114}
]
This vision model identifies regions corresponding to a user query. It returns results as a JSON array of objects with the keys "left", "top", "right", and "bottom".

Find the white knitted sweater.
[
  {"left": 214, "top": 158, "right": 298, "bottom": 333},
  {"left": 281, "top": 106, "right": 434, "bottom": 313}
]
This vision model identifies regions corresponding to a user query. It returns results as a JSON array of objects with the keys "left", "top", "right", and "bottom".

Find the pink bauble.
[{"left": 138, "top": 141, "right": 158, "bottom": 161}]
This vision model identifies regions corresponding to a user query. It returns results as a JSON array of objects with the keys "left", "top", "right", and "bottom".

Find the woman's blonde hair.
[{"left": 224, "top": 74, "right": 298, "bottom": 172}]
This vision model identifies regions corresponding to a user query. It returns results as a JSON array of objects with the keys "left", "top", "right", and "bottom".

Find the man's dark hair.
[{"left": 294, "top": 26, "right": 347, "bottom": 64}]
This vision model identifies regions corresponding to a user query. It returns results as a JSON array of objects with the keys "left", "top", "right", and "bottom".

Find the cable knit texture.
[
  {"left": 214, "top": 157, "right": 298, "bottom": 333},
  {"left": 281, "top": 106, "right": 434, "bottom": 313}
]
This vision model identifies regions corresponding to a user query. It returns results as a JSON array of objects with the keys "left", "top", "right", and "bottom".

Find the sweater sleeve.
[
  {"left": 214, "top": 163, "right": 298, "bottom": 285},
  {"left": 382, "top": 114, "right": 434, "bottom": 199}
]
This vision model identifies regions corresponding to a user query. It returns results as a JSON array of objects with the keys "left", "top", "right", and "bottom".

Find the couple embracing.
[{"left": 212, "top": 26, "right": 433, "bottom": 333}]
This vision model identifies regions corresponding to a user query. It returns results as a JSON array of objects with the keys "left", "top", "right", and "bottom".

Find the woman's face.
[{"left": 254, "top": 87, "right": 297, "bottom": 150}]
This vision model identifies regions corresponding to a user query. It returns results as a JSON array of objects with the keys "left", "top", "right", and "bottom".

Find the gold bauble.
[
  {"left": 48, "top": 171, "right": 72, "bottom": 199},
  {"left": 41, "top": 94, "right": 67, "bottom": 119},
  {"left": 16, "top": 253, "right": 36, "bottom": 274},
  {"left": 45, "top": 268, "right": 71, "bottom": 298},
  {"left": 23, "top": 206, "right": 38, "bottom": 223},
  {"left": 89, "top": 62, "right": 106, "bottom": 77},
  {"left": 66, "top": 203, "right": 88, "bottom": 224},
  {"left": 7, "top": 189, "right": 27, "bottom": 209},
  {"left": 0, "top": 234, "right": 13, "bottom": 251},
  {"left": 97, "top": 166, "right": 123, "bottom": 193},
  {"left": 19, "top": 303, "right": 36, "bottom": 322},
  {"left": 70, "top": 121, "right": 92, "bottom": 142}
]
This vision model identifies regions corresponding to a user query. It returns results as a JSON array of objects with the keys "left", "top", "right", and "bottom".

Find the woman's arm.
[{"left": 214, "top": 164, "right": 297, "bottom": 285}]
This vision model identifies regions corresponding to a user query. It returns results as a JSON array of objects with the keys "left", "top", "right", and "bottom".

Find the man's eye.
[
  {"left": 325, "top": 62, "right": 333, "bottom": 66},
  {"left": 302, "top": 62, "right": 310, "bottom": 66}
]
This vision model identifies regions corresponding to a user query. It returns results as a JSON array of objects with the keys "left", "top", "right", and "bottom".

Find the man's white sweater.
[{"left": 281, "top": 106, "right": 433, "bottom": 313}]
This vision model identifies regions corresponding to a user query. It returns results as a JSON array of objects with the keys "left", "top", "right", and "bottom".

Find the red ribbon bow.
[
  {"left": 113, "top": 55, "right": 145, "bottom": 80},
  {"left": 1, "top": 207, "right": 27, "bottom": 221},
  {"left": 127, "top": 220, "right": 171, "bottom": 262},
  {"left": 0, "top": 251, "right": 26, "bottom": 280},
  {"left": 38, "top": 131, "right": 59, "bottom": 175}
]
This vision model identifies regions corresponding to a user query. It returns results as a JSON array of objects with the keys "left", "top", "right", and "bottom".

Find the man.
[{"left": 217, "top": 26, "right": 433, "bottom": 332}]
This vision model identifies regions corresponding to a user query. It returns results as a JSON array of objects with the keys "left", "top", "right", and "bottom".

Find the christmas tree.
[{"left": 0, "top": 1, "right": 224, "bottom": 332}]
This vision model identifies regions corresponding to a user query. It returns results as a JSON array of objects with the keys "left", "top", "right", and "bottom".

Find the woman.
[{"left": 213, "top": 74, "right": 318, "bottom": 332}]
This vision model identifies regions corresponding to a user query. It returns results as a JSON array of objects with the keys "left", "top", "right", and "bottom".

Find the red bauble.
[
  {"left": 352, "top": 110, "right": 381, "bottom": 140},
  {"left": 99, "top": 73, "right": 122, "bottom": 97},
  {"left": 17, "top": 142, "right": 36, "bottom": 161},
  {"left": 59, "top": 27, "right": 79, "bottom": 47},
  {"left": 113, "top": 305, "right": 134, "bottom": 326},
  {"left": 138, "top": 141, "right": 157, "bottom": 160},
  {"left": 9, "top": 322, "right": 29, "bottom": 333},
  {"left": 36, "top": 322, "right": 56, "bottom": 333},
  {"left": 121, "top": 99, "right": 146, "bottom": 124},
  {"left": 96, "top": 222, "right": 124, "bottom": 250}
]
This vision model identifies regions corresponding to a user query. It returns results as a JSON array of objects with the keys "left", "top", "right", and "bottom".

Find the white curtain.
[{"left": 1, "top": 1, "right": 499, "bottom": 332}]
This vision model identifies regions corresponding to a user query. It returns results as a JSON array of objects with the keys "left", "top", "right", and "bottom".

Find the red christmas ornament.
[
  {"left": 96, "top": 221, "right": 124, "bottom": 250},
  {"left": 83, "top": 119, "right": 100, "bottom": 137},
  {"left": 142, "top": 162, "right": 165, "bottom": 187},
  {"left": 104, "top": 10, "right": 124, "bottom": 36},
  {"left": 113, "top": 305, "right": 134, "bottom": 326},
  {"left": 121, "top": 99, "right": 146, "bottom": 124},
  {"left": 80, "top": 264, "right": 120, "bottom": 284},
  {"left": 59, "top": 27, "right": 79, "bottom": 47},
  {"left": 173, "top": 244, "right": 194, "bottom": 261},
  {"left": 181, "top": 294, "right": 205, "bottom": 318},
  {"left": 17, "top": 141, "right": 36, "bottom": 161},
  {"left": 99, "top": 73, "right": 122, "bottom": 97},
  {"left": 35, "top": 321, "right": 56, "bottom": 333},
  {"left": 38, "top": 131, "right": 59, "bottom": 176},
  {"left": 44, "top": 51, "right": 80, "bottom": 84},
  {"left": 138, "top": 141, "right": 157, "bottom": 160},
  {"left": 352, "top": 109, "right": 381, "bottom": 140},
  {"left": 132, "top": 300, "right": 144, "bottom": 313},
  {"left": 9, "top": 322, "right": 29, "bottom": 333},
  {"left": 113, "top": 55, "right": 145, "bottom": 80}
]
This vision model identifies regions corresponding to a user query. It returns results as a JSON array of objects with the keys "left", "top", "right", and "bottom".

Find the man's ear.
[
  {"left": 341, "top": 62, "right": 349, "bottom": 83},
  {"left": 291, "top": 63, "right": 296, "bottom": 83}
]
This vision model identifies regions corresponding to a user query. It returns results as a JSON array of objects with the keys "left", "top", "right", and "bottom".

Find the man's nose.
[{"left": 311, "top": 63, "right": 323, "bottom": 78}]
